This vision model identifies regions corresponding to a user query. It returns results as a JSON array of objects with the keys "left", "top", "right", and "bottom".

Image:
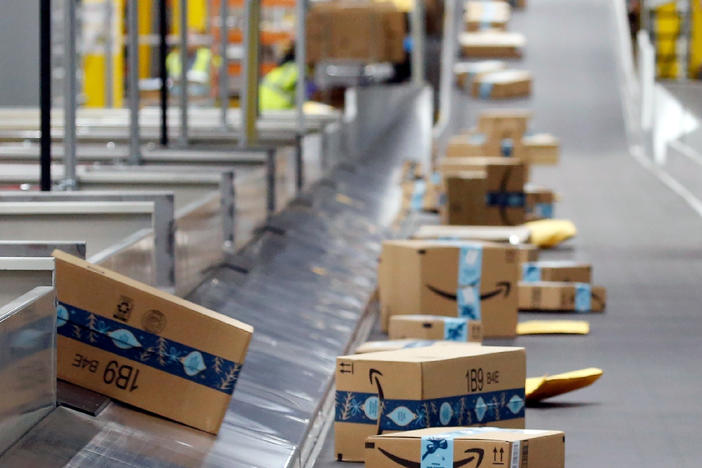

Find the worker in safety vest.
[
  {"left": 259, "top": 46, "right": 303, "bottom": 111},
  {"left": 166, "top": 29, "right": 219, "bottom": 98}
]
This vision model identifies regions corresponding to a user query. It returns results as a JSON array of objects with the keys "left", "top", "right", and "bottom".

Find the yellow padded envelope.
[
  {"left": 517, "top": 320, "right": 589, "bottom": 335},
  {"left": 526, "top": 367, "right": 603, "bottom": 402},
  {"left": 524, "top": 219, "right": 577, "bottom": 248}
]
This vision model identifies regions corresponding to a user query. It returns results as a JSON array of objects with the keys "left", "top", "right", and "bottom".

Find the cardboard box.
[
  {"left": 378, "top": 239, "right": 519, "bottom": 337},
  {"left": 459, "top": 32, "right": 526, "bottom": 58},
  {"left": 465, "top": 1, "right": 511, "bottom": 31},
  {"left": 454, "top": 60, "right": 506, "bottom": 88},
  {"left": 525, "top": 185, "right": 555, "bottom": 220},
  {"left": 306, "top": 2, "right": 406, "bottom": 64},
  {"left": 521, "top": 261, "right": 592, "bottom": 283},
  {"left": 438, "top": 158, "right": 526, "bottom": 226},
  {"left": 53, "top": 251, "right": 253, "bottom": 434},
  {"left": 335, "top": 344, "right": 526, "bottom": 461},
  {"left": 478, "top": 109, "right": 531, "bottom": 140},
  {"left": 412, "top": 224, "right": 532, "bottom": 244},
  {"left": 366, "top": 427, "right": 564, "bottom": 468},
  {"left": 355, "top": 340, "right": 462, "bottom": 354},
  {"left": 446, "top": 132, "right": 489, "bottom": 157},
  {"left": 515, "top": 243, "right": 539, "bottom": 264},
  {"left": 518, "top": 281, "right": 606, "bottom": 312},
  {"left": 401, "top": 173, "right": 442, "bottom": 213},
  {"left": 389, "top": 315, "right": 483, "bottom": 343},
  {"left": 472, "top": 70, "right": 532, "bottom": 99},
  {"left": 523, "top": 133, "right": 560, "bottom": 165}
]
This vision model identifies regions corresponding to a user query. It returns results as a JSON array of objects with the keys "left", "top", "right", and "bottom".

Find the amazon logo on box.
[{"left": 378, "top": 239, "right": 519, "bottom": 338}]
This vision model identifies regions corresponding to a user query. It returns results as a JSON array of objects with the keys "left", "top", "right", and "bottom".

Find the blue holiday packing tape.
[
  {"left": 457, "top": 244, "right": 483, "bottom": 321},
  {"left": 535, "top": 202, "right": 554, "bottom": 218},
  {"left": 410, "top": 180, "right": 426, "bottom": 211},
  {"left": 521, "top": 262, "right": 541, "bottom": 282},
  {"left": 420, "top": 428, "right": 533, "bottom": 468},
  {"left": 56, "top": 302, "right": 243, "bottom": 395},
  {"left": 443, "top": 317, "right": 468, "bottom": 341},
  {"left": 335, "top": 388, "right": 525, "bottom": 430},
  {"left": 485, "top": 191, "right": 526, "bottom": 207},
  {"left": 501, "top": 138, "right": 514, "bottom": 157},
  {"left": 574, "top": 283, "right": 592, "bottom": 312},
  {"left": 479, "top": 82, "right": 494, "bottom": 99}
]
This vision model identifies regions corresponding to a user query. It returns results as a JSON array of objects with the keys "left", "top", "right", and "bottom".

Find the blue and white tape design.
[
  {"left": 501, "top": 138, "right": 514, "bottom": 157},
  {"left": 478, "top": 82, "right": 494, "bottom": 99},
  {"left": 521, "top": 262, "right": 541, "bottom": 282},
  {"left": 457, "top": 245, "right": 483, "bottom": 321},
  {"left": 56, "top": 302, "right": 243, "bottom": 394},
  {"left": 335, "top": 388, "right": 525, "bottom": 430},
  {"left": 421, "top": 428, "right": 534, "bottom": 468},
  {"left": 485, "top": 191, "right": 526, "bottom": 207},
  {"left": 534, "top": 202, "right": 554, "bottom": 218},
  {"left": 443, "top": 317, "right": 468, "bottom": 341},
  {"left": 411, "top": 180, "right": 427, "bottom": 211},
  {"left": 380, "top": 388, "right": 525, "bottom": 431},
  {"left": 574, "top": 283, "right": 592, "bottom": 312}
]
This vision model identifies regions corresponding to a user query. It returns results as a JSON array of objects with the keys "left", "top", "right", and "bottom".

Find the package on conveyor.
[
  {"left": 521, "top": 260, "right": 591, "bottom": 283},
  {"left": 389, "top": 314, "right": 483, "bottom": 343},
  {"left": 306, "top": 1, "right": 406, "bottom": 64},
  {"left": 438, "top": 157, "right": 527, "bottom": 226},
  {"left": 52, "top": 251, "right": 253, "bottom": 434},
  {"left": 378, "top": 239, "right": 519, "bottom": 337},
  {"left": 524, "top": 132, "right": 561, "bottom": 165},
  {"left": 472, "top": 70, "right": 532, "bottom": 99},
  {"left": 454, "top": 60, "right": 506, "bottom": 88},
  {"left": 335, "top": 344, "right": 526, "bottom": 461},
  {"left": 366, "top": 427, "right": 565, "bottom": 467},
  {"left": 518, "top": 281, "right": 606, "bottom": 312},
  {"left": 400, "top": 172, "right": 442, "bottom": 213},
  {"left": 446, "top": 109, "right": 532, "bottom": 161},
  {"left": 525, "top": 185, "right": 556, "bottom": 220},
  {"left": 459, "top": 31, "right": 526, "bottom": 58},
  {"left": 465, "top": 0, "right": 511, "bottom": 31}
]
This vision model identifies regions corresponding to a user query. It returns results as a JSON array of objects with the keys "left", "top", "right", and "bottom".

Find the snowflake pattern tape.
[
  {"left": 334, "top": 388, "right": 525, "bottom": 430},
  {"left": 485, "top": 191, "right": 526, "bottom": 208},
  {"left": 57, "top": 301, "right": 242, "bottom": 395}
]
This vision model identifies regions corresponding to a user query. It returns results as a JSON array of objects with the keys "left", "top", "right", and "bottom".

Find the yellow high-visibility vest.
[
  {"left": 166, "top": 47, "right": 213, "bottom": 78},
  {"left": 259, "top": 62, "right": 298, "bottom": 111}
]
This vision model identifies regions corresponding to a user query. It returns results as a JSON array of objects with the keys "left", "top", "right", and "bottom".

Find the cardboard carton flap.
[
  {"left": 340, "top": 343, "right": 523, "bottom": 362},
  {"left": 371, "top": 426, "right": 562, "bottom": 441},
  {"left": 52, "top": 250, "right": 253, "bottom": 334}
]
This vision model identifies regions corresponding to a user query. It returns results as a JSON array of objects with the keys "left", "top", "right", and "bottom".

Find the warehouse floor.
[{"left": 315, "top": 0, "right": 702, "bottom": 466}]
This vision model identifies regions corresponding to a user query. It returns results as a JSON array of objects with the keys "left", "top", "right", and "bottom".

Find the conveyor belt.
[{"left": 315, "top": 0, "right": 702, "bottom": 467}]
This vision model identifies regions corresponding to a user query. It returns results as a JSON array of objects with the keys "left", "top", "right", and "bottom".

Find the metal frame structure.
[
  {"left": 0, "top": 241, "right": 87, "bottom": 259},
  {"left": 0, "top": 193, "right": 175, "bottom": 291}
]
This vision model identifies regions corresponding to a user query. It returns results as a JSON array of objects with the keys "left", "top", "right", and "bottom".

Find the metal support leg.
[
  {"left": 63, "top": 0, "right": 77, "bottom": 190},
  {"left": 179, "top": 0, "right": 189, "bottom": 146},
  {"left": 294, "top": 0, "right": 307, "bottom": 192},
  {"left": 219, "top": 0, "right": 230, "bottom": 129},
  {"left": 240, "top": 0, "right": 261, "bottom": 147},
  {"left": 159, "top": 0, "right": 168, "bottom": 146},
  {"left": 432, "top": 0, "right": 458, "bottom": 146},
  {"left": 40, "top": 0, "right": 52, "bottom": 191},
  {"left": 220, "top": 171, "right": 236, "bottom": 251},
  {"left": 105, "top": 0, "right": 114, "bottom": 108},
  {"left": 128, "top": 0, "right": 142, "bottom": 164},
  {"left": 266, "top": 149, "right": 276, "bottom": 217},
  {"left": 411, "top": 0, "right": 426, "bottom": 86},
  {"left": 295, "top": 134, "right": 304, "bottom": 191}
]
